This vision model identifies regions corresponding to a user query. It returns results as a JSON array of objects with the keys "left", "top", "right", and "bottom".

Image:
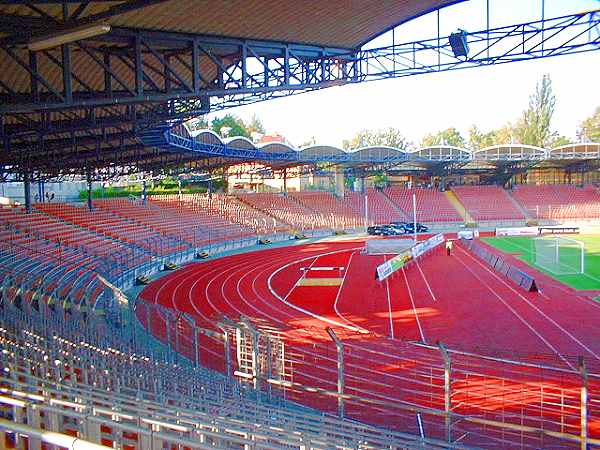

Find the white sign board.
[{"left": 495, "top": 227, "right": 539, "bottom": 237}]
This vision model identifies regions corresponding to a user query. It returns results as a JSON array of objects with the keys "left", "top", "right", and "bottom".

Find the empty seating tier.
[
  {"left": 36, "top": 202, "right": 188, "bottom": 256},
  {"left": 149, "top": 193, "right": 285, "bottom": 237},
  {"left": 97, "top": 196, "right": 256, "bottom": 247},
  {"left": 452, "top": 185, "right": 526, "bottom": 221},
  {"left": 385, "top": 187, "right": 462, "bottom": 222},
  {"left": 511, "top": 184, "right": 600, "bottom": 220},
  {"left": 236, "top": 192, "right": 333, "bottom": 230},
  {"left": 289, "top": 191, "right": 363, "bottom": 229}
]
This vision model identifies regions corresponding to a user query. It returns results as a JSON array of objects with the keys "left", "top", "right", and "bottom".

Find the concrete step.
[
  {"left": 505, "top": 189, "right": 532, "bottom": 219},
  {"left": 444, "top": 190, "right": 471, "bottom": 222}
]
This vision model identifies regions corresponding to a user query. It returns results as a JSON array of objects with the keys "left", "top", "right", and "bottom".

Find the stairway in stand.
[{"left": 444, "top": 190, "right": 470, "bottom": 222}]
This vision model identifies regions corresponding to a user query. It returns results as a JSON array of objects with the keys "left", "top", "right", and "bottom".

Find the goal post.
[{"left": 533, "top": 236, "right": 585, "bottom": 275}]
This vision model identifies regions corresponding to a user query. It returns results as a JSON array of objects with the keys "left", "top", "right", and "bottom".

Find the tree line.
[{"left": 186, "top": 75, "right": 600, "bottom": 150}]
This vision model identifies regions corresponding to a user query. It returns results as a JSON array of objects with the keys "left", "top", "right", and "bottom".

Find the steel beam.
[{"left": 0, "top": 8, "right": 598, "bottom": 177}]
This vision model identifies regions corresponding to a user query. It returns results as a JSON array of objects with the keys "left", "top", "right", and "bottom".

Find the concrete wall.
[{"left": 0, "top": 181, "right": 101, "bottom": 203}]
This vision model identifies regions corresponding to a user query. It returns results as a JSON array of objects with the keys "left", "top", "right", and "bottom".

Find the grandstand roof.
[
  {"left": 1, "top": 1, "right": 462, "bottom": 50},
  {"left": 142, "top": 126, "right": 600, "bottom": 177},
  {"left": 2, "top": 1, "right": 597, "bottom": 179},
  {"left": 0, "top": 0, "right": 463, "bottom": 178}
]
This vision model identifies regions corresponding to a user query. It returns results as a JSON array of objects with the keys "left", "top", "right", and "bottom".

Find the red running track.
[{"left": 138, "top": 238, "right": 600, "bottom": 447}]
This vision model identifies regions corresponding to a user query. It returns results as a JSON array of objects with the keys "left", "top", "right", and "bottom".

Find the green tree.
[
  {"left": 247, "top": 114, "right": 265, "bottom": 135},
  {"left": 342, "top": 127, "right": 411, "bottom": 150},
  {"left": 421, "top": 127, "right": 466, "bottom": 148},
  {"left": 577, "top": 107, "right": 600, "bottom": 142},
  {"left": 372, "top": 172, "right": 388, "bottom": 189},
  {"left": 514, "top": 74, "right": 557, "bottom": 147},
  {"left": 550, "top": 135, "right": 572, "bottom": 147},
  {"left": 491, "top": 123, "right": 517, "bottom": 145},
  {"left": 185, "top": 116, "right": 209, "bottom": 133},
  {"left": 467, "top": 125, "right": 495, "bottom": 149},
  {"left": 211, "top": 114, "right": 250, "bottom": 138}
]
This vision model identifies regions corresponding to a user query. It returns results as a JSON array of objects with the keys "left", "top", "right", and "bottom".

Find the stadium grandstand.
[{"left": 1, "top": 1, "right": 600, "bottom": 449}]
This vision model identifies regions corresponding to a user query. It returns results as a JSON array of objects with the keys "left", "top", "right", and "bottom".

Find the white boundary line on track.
[
  {"left": 281, "top": 253, "right": 319, "bottom": 301},
  {"left": 415, "top": 259, "right": 437, "bottom": 302},
  {"left": 147, "top": 248, "right": 422, "bottom": 393},
  {"left": 458, "top": 245, "right": 600, "bottom": 363},
  {"left": 267, "top": 247, "right": 368, "bottom": 333},
  {"left": 332, "top": 250, "right": 364, "bottom": 329},
  {"left": 402, "top": 266, "right": 426, "bottom": 344},
  {"left": 383, "top": 255, "right": 395, "bottom": 339},
  {"left": 454, "top": 248, "right": 576, "bottom": 370}
]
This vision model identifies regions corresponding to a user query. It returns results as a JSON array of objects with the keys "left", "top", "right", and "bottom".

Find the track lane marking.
[
  {"left": 415, "top": 258, "right": 437, "bottom": 302},
  {"left": 402, "top": 266, "right": 426, "bottom": 344},
  {"left": 454, "top": 247, "right": 576, "bottom": 370},
  {"left": 332, "top": 251, "right": 363, "bottom": 329},
  {"left": 267, "top": 247, "right": 368, "bottom": 333},
  {"left": 383, "top": 255, "right": 395, "bottom": 339},
  {"left": 458, "top": 245, "right": 600, "bottom": 363}
]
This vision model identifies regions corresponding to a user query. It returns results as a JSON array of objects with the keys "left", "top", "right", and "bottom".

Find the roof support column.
[
  {"left": 23, "top": 171, "right": 32, "bottom": 213},
  {"left": 283, "top": 168, "right": 287, "bottom": 192},
  {"left": 334, "top": 165, "right": 345, "bottom": 197},
  {"left": 142, "top": 179, "right": 147, "bottom": 205},
  {"left": 86, "top": 169, "right": 93, "bottom": 211},
  {"left": 38, "top": 180, "right": 45, "bottom": 203}
]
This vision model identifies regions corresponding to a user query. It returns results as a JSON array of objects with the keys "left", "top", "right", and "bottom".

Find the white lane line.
[
  {"left": 454, "top": 248, "right": 576, "bottom": 371},
  {"left": 384, "top": 255, "right": 395, "bottom": 339},
  {"left": 415, "top": 259, "right": 437, "bottom": 302},
  {"left": 267, "top": 247, "right": 367, "bottom": 333},
  {"left": 402, "top": 266, "right": 426, "bottom": 344},
  {"left": 333, "top": 251, "right": 364, "bottom": 329},
  {"left": 282, "top": 255, "right": 319, "bottom": 301},
  {"left": 458, "top": 246, "right": 600, "bottom": 363}
]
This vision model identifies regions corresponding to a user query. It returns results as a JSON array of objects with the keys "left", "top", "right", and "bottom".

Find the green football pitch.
[{"left": 482, "top": 235, "right": 600, "bottom": 291}]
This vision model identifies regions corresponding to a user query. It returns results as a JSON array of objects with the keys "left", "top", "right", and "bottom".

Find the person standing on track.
[{"left": 445, "top": 239, "right": 453, "bottom": 256}]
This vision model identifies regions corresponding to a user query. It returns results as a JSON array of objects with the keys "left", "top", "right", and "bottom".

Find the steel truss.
[{"left": 0, "top": 6, "right": 598, "bottom": 175}]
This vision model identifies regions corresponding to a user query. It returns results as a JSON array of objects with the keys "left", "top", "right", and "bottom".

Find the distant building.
[{"left": 257, "top": 133, "right": 289, "bottom": 145}]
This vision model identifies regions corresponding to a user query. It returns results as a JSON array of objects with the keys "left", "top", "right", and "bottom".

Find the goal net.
[{"left": 533, "top": 236, "right": 585, "bottom": 275}]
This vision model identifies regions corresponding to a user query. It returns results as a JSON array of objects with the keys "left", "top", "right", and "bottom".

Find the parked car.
[
  {"left": 399, "top": 222, "right": 429, "bottom": 233},
  {"left": 367, "top": 226, "right": 385, "bottom": 236},
  {"left": 380, "top": 225, "right": 405, "bottom": 236}
]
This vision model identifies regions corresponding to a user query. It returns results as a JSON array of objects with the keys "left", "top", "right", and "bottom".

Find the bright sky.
[{"left": 207, "top": 0, "right": 600, "bottom": 148}]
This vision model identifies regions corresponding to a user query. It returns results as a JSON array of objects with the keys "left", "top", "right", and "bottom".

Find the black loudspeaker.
[{"left": 449, "top": 30, "right": 469, "bottom": 58}]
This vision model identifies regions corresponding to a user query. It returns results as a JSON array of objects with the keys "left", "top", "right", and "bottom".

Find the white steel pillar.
[{"left": 326, "top": 327, "right": 345, "bottom": 418}]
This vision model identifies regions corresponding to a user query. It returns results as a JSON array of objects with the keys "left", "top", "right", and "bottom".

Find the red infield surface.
[{"left": 138, "top": 237, "right": 600, "bottom": 447}]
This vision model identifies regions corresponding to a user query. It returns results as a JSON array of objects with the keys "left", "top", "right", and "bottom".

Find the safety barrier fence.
[
  {"left": 132, "top": 290, "right": 600, "bottom": 449},
  {"left": 2, "top": 231, "right": 600, "bottom": 448},
  {"left": 0, "top": 300, "right": 463, "bottom": 449},
  {"left": 460, "top": 239, "right": 538, "bottom": 292},
  {"left": 526, "top": 204, "right": 600, "bottom": 221}
]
